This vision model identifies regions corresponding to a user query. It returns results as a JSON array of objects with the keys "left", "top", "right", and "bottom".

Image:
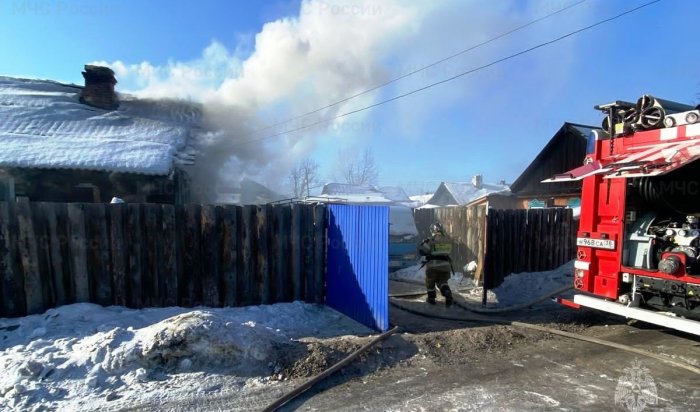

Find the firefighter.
[{"left": 419, "top": 221, "right": 454, "bottom": 306}]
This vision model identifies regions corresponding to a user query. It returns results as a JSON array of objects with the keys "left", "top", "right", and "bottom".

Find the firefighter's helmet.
[{"left": 429, "top": 221, "right": 444, "bottom": 236}]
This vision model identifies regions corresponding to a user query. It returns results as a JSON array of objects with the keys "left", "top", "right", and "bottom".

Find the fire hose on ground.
[
  {"left": 389, "top": 297, "right": 700, "bottom": 376},
  {"left": 261, "top": 325, "right": 400, "bottom": 412},
  {"left": 390, "top": 281, "right": 573, "bottom": 314}
]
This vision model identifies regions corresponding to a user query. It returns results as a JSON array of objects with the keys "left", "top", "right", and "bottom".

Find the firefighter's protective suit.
[{"left": 419, "top": 222, "right": 453, "bottom": 306}]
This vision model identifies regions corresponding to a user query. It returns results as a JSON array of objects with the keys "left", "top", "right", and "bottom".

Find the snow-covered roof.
[
  {"left": 0, "top": 76, "right": 201, "bottom": 175},
  {"left": 320, "top": 183, "right": 416, "bottom": 206},
  {"left": 377, "top": 186, "right": 411, "bottom": 203},
  {"left": 427, "top": 181, "right": 510, "bottom": 206},
  {"left": 317, "top": 183, "right": 418, "bottom": 235},
  {"left": 408, "top": 193, "right": 433, "bottom": 208},
  {"left": 320, "top": 183, "right": 391, "bottom": 204}
]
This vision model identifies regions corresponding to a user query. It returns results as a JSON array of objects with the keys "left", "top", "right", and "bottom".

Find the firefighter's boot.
[
  {"left": 440, "top": 284, "right": 453, "bottom": 307},
  {"left": 426, "top": 290, "right": 436, "bottom": 305}
]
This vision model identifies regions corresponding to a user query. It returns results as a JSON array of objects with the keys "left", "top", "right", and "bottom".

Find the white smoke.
[{"left": 94, "top": 0, "right": 592, "bottom": 200}]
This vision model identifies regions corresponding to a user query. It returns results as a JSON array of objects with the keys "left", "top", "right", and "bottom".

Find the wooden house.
[
  {"left": 0, "top": 66, "right": 200, "bottom": 204},
  {"left": 509, "top": 122, "right": 595, "bottom": 209},
  {"left": 425, "top": 175, "right": 511, "bottom": 208}
]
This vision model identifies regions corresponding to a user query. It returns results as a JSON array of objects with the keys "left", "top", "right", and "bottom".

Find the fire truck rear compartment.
[{"left": 622, "top": 159, "right": 700, "bottom": 318}]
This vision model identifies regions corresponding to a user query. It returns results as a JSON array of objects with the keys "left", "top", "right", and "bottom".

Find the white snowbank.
[
  {"left": 0, "top": 302, "right": 372, "bottom": 411},
  {"left": 485, "top": 260, "right": 574, "bottom": 306}
]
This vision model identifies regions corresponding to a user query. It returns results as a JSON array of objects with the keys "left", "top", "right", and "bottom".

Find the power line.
[
  {"left": 242, "top": 0, "right": 588, "bottom": 139},
  {"left": 236, "top": 0, "right": 661, "bottom": 146}
]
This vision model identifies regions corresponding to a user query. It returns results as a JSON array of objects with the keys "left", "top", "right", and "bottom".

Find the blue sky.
[{"left": 1, "top": 0, "right": 699, "bottom": 195}]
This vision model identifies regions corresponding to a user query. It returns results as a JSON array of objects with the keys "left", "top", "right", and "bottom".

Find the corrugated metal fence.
[
  {"left": 414, "top": 206, "right": 576, "bottom": 289},
  {"left": 0, "top": 199, "right": 325, "bottom": 317},
  {"left": 326, "top": 204, "right": 389, "bottom": 331}
]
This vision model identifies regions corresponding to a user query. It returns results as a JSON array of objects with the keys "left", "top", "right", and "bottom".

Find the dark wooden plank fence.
[
  {"left": 415, "top": 206, "right": 577, "bottom": 289},
  {"left": 483, "top": 208, "right": 576, "bottom": 289},
  {"left": 0, "top": 200, "right": 326, "bottom": 317}
]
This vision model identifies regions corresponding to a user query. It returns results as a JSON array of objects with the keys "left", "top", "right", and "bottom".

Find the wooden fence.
[
  {"left": 414, "top": 205, "right": 488, "bottom": 282},
  {"left": 414, "top": 206, "right": 577, "bottom": 288},
  {"left": 0, "top": 199, "right": 326, "bottom": 317},
  {"left": 483, "top": 208, "right": 576, "bottom": 288}
]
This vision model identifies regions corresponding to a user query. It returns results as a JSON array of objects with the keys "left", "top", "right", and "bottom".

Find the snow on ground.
[
  {"left": 483, "top": 260, "right": 574, "bottom": 306},
  {"left": 0, "top": 302, "right": 372, "bottom": 411},
  {"left": 390, "top": 264, "right": 475, "bottom": 291},
  {"left": 391, "top": 260, "right": 574, "bottom": 306}
]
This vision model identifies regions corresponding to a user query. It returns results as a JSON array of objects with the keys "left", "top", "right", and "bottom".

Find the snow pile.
[
  {"left": 0, "top": 302, "right": 371, "bottom": 411},
  {"left": 485, "top": 260, "right": 574, "bottom": 306}
]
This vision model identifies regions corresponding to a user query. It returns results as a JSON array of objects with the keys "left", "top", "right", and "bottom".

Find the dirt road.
[{"left": 281, "top": 300, "right": 700, "bottom": 411}]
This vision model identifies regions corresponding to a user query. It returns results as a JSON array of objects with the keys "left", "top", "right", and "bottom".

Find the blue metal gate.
[{"left": 326, "top": 204, "right": 389, "bottom": 331}]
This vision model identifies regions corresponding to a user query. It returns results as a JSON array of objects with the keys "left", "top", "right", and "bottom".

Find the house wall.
[
  {"left": 0, "top": 168, "right": 191, "bottom": 204},
  {"left": 514, "top": 195, "right": 580, "bottom": 209},
  {"left": 484, "top": 194, "right": 519, "bottom": 210}
]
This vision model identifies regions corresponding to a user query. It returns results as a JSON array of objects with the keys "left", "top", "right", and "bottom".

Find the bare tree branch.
[
  {"left": 335, "top": 148, "right": 379, "bottom": 186},
  {"left": 288, "top": 158, "right": 321, "bottom": 198}
]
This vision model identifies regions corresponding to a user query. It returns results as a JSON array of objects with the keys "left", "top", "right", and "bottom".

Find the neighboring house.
[
  {"left": 0, "top": 65, "right": 200, "bottom": 204},
  {"left": 376, "top": 186, "right": 416, "bottom": 208},
  {"left": 408, "top": 193, "right": 433, "bottom": 208},
  {"left": 509, "top": 122, "right": 595, "bottom": 209},
  {"left": 425, "top": 175, "right": 510, "bottom": 208}
]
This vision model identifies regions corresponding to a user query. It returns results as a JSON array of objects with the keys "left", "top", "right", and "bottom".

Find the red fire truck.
[{"left": 546, "top": 96, "right": 700, "bottom": 335}]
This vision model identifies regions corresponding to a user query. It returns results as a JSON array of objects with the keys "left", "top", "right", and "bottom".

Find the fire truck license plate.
[{"left": 576, "top": 238, "right": 615, "bottom": 250}]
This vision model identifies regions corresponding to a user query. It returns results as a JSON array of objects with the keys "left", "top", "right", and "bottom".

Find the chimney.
[
  {"left": 79, "top": 65, "right": 119, "bottom": 110},
  {"left": 471, "top": 174, "right": 483, "bottom": 189}
]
